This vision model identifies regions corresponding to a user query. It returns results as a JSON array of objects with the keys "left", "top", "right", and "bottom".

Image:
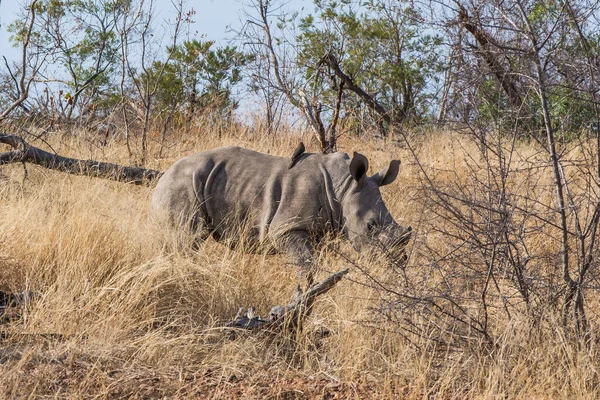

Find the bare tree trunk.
[
  {"left": 322, "top": 53, "right": 394, "bottom": 127},
  {"left": 437, "top": 46, "right": 459, "bottom": 123},
  {"left": 0, "top": 134, "right": 161, "bottom": 185},
  {"left": 457, "top": 4, "right": 524, "bottom": 110},
  {"left": 515, "top": 1, "right": 578, "bottom": 330}
]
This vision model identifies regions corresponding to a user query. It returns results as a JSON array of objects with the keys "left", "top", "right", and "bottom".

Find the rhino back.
[
  {"left": 152, "top": 146, "right": 342, "bottom": 244},
  {"left": 269, "top": 153, "right": 347, "bottom": 238},
  {"left": 200, "top": 147, "right": 287, "bottom": 239}
]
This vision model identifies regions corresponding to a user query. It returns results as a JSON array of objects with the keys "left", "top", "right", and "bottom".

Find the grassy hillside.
[{"left": 1, "top": 125, "right": 599, "bottom": 398}]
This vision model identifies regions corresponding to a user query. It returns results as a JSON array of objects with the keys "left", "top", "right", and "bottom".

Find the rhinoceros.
[{"left": 152, "top": 144, "right": 411, "bottom": 283}]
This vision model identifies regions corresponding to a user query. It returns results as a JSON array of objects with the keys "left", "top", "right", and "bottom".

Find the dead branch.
[
  {"left": 322, "top": 53, "right": 395, "bottom": 126},
  {"left": 0, "top": 133, "right": 162, "bottom": 185},
  {"left": 224, "top": 268, "right": 349, "bottom": 333},
  {"left": 456, "top": 5, "right": 524, "bottom": 109}
]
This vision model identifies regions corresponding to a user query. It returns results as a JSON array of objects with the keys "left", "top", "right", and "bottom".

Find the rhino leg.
[
  {"left": 164, "top": 210, "right": 211, "bottom": 254},
  {"left": 153, "top": 192, "right": 210, "bottom": 253},
  {"left": 275, "top": 231, "right": 316, "bottom": 287},
  {"left": 188, "top": 216, "right": 211, "bottom": 250}
]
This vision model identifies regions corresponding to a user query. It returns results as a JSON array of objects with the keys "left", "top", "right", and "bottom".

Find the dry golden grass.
[{"left": 0, "top": 124, "right": 599, "bottom": 398}]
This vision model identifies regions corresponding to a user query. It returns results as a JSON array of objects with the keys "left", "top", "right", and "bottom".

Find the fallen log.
[
  {"left": 224, "top": 268, "right": 349, "bottom": 334},
  {"left": 0, "top": 133, "right": 162, "bottom": 186}
]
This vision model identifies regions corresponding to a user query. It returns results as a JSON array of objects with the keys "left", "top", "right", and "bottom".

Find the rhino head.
[{"left": 340, "top": 152, "right": 412, "bottom": 267}]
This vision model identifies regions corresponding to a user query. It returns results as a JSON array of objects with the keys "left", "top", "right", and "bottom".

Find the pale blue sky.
[{"left": 0, "top": 0, "right": 309, "bottom": 61}]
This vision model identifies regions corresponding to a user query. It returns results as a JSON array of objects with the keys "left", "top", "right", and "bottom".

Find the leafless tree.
[
  {"left": 354, "top": 0, "right": 600, "bottom": 350},
  {"left": 0, "top": 0, "right": 51, "bottom": 121},
  {"left": 240, "top": 0, "right": 343, "bottom": 153},
  {"left": 118, "top": 0, "right": 188, "bottom": 165}
]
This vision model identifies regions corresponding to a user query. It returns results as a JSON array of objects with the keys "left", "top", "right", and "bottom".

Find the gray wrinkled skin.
[{"left": 152, "top": 146, "right": 411, "bottom": 283}]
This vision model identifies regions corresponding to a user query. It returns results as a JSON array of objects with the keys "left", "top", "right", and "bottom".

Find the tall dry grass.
[{"left": 0, "top": 123, "right": 599, "bottom": 398}]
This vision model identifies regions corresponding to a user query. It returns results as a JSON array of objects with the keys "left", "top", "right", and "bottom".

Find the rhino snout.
[{"left": 380, "top": 225, "right": 412, "bottom": 267}]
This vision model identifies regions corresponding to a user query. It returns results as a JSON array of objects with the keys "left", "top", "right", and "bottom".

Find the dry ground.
[{"left": 1, "top": 125, "right": 599, "bottom": 399}]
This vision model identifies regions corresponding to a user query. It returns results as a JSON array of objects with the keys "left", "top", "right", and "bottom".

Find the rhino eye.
[{"left": 367, "top": 220, "right": 377, "bottom": 232}]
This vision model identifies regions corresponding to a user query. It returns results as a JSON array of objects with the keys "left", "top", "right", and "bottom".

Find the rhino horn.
[{"left": 371, "top": 159, "right": 400, "bottom": 187}]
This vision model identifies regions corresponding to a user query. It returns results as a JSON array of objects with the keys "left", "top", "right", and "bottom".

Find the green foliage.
[
  {"left": 8, "top": 0, "right": 129, "bottom": 118},
  {"left": 475, "top": 78, "right": 507, "bottom": 124},
  {"left": 297, "top": 0, "right": 442, "bottom": 128},
  {"left": 144, "top": 40, "right": 252, "bottom": 121},
  {"left": 466, "top": 0, "right": 600, "bottom": 137},
  {"left": 6, "top": 0, "right": 250, "bottom": 124}
]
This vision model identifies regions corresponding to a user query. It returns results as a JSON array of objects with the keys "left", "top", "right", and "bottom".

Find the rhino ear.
[
  {"left": 350, "top": 152, "right": 369, "bottom": 183},
  {"left": 372, "top": 160, "right": 400, "bottom": 187}
]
